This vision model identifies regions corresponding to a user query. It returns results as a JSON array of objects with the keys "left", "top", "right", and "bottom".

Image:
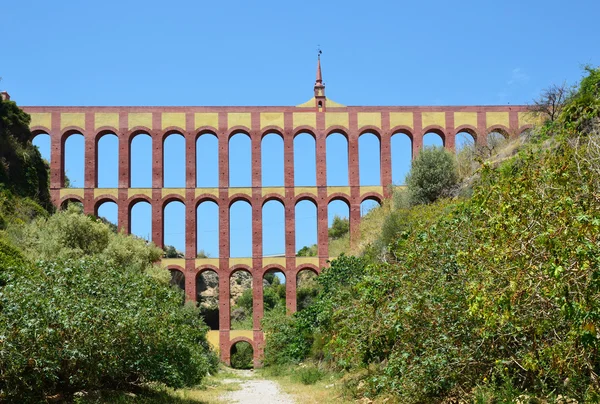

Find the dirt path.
[{"left": 220, "top": 369, "right": 295, "bottom": 404}]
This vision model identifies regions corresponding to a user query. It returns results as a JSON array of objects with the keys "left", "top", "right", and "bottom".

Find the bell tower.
[{"left": 314, "top": 50, "right": 326, "bottom": 112}]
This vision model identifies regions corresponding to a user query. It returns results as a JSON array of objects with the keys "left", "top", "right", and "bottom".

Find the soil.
[{"left": 220, "top": 369, "right": 295, "bottom": 404}]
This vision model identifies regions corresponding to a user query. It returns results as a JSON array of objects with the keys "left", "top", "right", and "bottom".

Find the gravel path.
[{"left": 220, "top": 370, "right": 295, "bottom": 404}]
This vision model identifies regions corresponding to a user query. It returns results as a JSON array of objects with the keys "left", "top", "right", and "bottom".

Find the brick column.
[
  {"left": 412, "top": 112, "right": 423, "bottom": 159},
  {"left": 83, "top": 113, "right": 95, "bottom": 215},
  {"left": 380, "top": 112, "right": 392, "bottom": 198},
  {"left": 186, "top": 113, "right": 196, "bottom": 189},
  {"left": 283, "top": 113, "right": 297, "bottom": 313},
  {"left": 445, "top": 111, "right": 455, "bottom": 152},
  {"left": 348, "top": 113, "right": 360, "bottom": 249},
  {"left": 117, "top": 127, "right": 129, "bottom": 233},
  {"left": 185, "top": 259, "right": 196, "bottom": 303},
  {"left": 509, "top": 109, "right": 519, "bottom": 138},
  {"left": 152, "top": 189, "right": 163, "bottom": 248},
  {"left": 50, "top": 112, "right": 62, "bottom": 190},
  {"left": 185, "top": 189, "right": 196, "bottom": 259},
  {"left": 477, "top": 111, "right": 487, "bottom": 147},
  {"left": 315, "top": 113, "right": 328, "bottom": 264},
  {"left": 152, "top": 113, "right": 163, "bottom": 188}
]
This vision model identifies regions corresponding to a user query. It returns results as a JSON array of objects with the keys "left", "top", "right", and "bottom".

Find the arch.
[
  {"left": 487, "top": 127, "right": 510, "bottom": 151},
  {"left": 423, "top": 128, "right": 445, "bottom": 148},
  {"left": 260, "top": 127, "right": 284, "bottom": 138},
  {"left": 360, "top": 198, "right": 381, "bottom": 217},
  {"left": 31, "top": 132, "right": 51, "bottom": 163},
  {"left": 391, "top": 131, "right": 412, "bottom": 185},
  {"left": 360, "top": 193, "right": 383, "bottom": 206},
  {"left": 63, "top": 131, "right": 85, "bottom": 188},
  {"left": 358, "top": 132, "right": 381, "bottom": 186},
  {"left": 163, "top": 200, "right": 185, "bottom": 254},
  {"left": 230, "top": 269, "right": 253, "bottom": 330},
  {"left": 518, "top": 125, "right": 534, "bottom": 137},
  {"left": 196, "top": 132, "right": 219, "bottom": 187},
  {"left": 197, "top": 200, "right": 219, "bottom": 258},
  {"left": 169, "top": 268, "right": 185, "bottom": 291},
  {"left": 294, "top": 132, "right": 316, "bottom": 186},
  {"left": 262, "top": 199, "right": 285, "bottom": 257},
  {"left": 455, "top": 130, "right": 476, "bottom": 152},
  {"left": 326, "top": 131, "right": 349, "bottom": 186},
  {"left": 196, "top": 269, "right": 219, "bottom": 330},
  {"left": 229, "top": 339, "right": 254, "bottom": 369},
  {"left": 129, "top": 199, "right": 151, "bottom": 241},
  {"left": 97, "top": 132, "right": 119, "bottom": 188},
  {"left": 262, "top": 194, "right": 285, "bottom": 206},
  {"left": 454, "top": 125, "right": 478, "bottom": 142},
  {"left": 230, "top": 200, "right": 252, "bottom": 258},
  {"left": 229, "top": 132, "right": 252, "bottom": 187},
  {"left": 263, "top": 268, "right": 286, "bottom": 316},
  {"left": 130, "top": 132, "right": 152, "bottom": 188},
  {"left": 486, "top": 125, "right": 511, "bottom": 138},
  {"left": 296, "top": 268, "right": 319, "bottom": 312},
  {"left": 328, "top": 199, "right": 350, "bottom": 257},
  {"left": 163, "top": 132, "right": 186, "bottom": 188},
  {"left": 295, "top": 199, "right": 317, "bottom": 256},
  {"left": 59, "top": 197, "right": 83, "bottom": 211},
  {"left": 261, "top": 132, "right": 284, "bottom": 187}
]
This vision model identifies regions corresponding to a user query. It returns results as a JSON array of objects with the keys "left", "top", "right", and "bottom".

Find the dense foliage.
[
  {"left": 406, "top": 145, "right": 458, "bottom": 205},
  {"left": 263, "top": 68, "right": 600, "bottom": 402},
  {"left": 0, "top": 97, "right": 52, "bottom": 212}
]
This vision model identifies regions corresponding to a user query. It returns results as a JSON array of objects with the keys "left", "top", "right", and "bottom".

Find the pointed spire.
[{"left": 316, "top": 50, "right": 323, "bottom": 84}]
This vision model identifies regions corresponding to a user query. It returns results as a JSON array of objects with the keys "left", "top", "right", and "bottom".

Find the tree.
[
  {"left": 328, "top": 215, "right": 349, "bottom": 240},
  {"left": 530, "top": 82, "right": 573, "bottom": 123},
  {"left": 406, "top": 146, "right": 458, "bottom": 205}
]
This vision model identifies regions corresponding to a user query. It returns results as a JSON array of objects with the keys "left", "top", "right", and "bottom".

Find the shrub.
[
  {"left": 0, "top": 257, "right": 217, "bottom": 401},
  {"left": 405, "top": 146, "right": 458, "bottom": 205},
  {"left": 297, "top": 366, "right": 324, "bottom": 385}
]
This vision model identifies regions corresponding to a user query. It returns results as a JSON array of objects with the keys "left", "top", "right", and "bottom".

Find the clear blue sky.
[{"left": 6, "top": 0, "right": 600, "bottom": 257}]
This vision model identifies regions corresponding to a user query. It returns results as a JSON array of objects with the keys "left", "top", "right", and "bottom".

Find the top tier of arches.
[{"left": 26, "top": 107, "right": 533, "bottom": 193}]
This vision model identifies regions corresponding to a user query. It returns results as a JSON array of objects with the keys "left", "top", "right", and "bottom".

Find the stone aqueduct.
[{"left": 20, "top": 65, "right": 533, "bottom": 366}]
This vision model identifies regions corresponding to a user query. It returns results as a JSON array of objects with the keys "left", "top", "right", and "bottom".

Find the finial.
[{"left": 317, "top": 45, "right": 322, "bottom": 60}]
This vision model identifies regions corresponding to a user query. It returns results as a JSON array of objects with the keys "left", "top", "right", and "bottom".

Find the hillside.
[{"left": 262, "top": 67, "right": 600, "bottom": 403}]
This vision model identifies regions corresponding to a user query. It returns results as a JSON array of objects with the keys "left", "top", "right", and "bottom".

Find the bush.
[
  {"left": 0, "top": 257, "right": 217, "bottom": 401},
  {"left": 297, "top": 366, "right": 324, "bottom": 385},
  {"left": 405, "top": 146, "right": 458, "bottom": 205}
]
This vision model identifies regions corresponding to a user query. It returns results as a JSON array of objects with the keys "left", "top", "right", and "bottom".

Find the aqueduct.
[{"left": 20, "top": 59, "right": 534, "bottom": 366}]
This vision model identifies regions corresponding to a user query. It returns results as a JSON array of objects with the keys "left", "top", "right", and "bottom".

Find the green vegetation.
[
  {"left": 0, "top": 102, "right": 217, "bottom": 402},
  {"left": 405, "top": 145, "right": 458, "bottom": 205},
  {"left": 230, "top": 341, "right": 254, "bottom": 369},
  {"left": 0, "top": 96, "right": 52, "bottom": 212},
  {"left": 262, "top": 67, "right": 600, "bottom": 402}
]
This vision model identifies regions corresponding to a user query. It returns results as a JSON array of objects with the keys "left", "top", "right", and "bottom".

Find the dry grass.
[{"left": 257, "top": 367, "right": 344, "bottom": 404}]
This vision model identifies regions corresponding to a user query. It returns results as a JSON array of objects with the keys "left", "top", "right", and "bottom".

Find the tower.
[{"left": 314, "top": 52, "right": 326, "bottom": 112}]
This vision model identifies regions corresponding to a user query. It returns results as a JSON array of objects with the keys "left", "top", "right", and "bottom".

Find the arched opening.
[
  {"left": 230, "top": 270, "right": 253, "bottom": 330},
  {"left": 197, "top": 201, "right": 219, "bottom": 258},
  {"left": 63, "top": 133, "right": 84, "bottom": 188},
  {"left": 169, "top": 268, "right": 186, "bottom": 305},
  {"left": 169, "top": 269, "right": 185, "bottom": 291},
  {"left": 359, "top": 132, "right": 381, "bottom": 185},
  {"left": 423, "top": 132, "right": 444, "bottom": 148},
  {"left": 360, "top": 198, "right": 381, "bottom": 217},
  {"left": 97, "top": 133, "right": 119, "bottom": 188},
  {"left": 196, "top": 133, "right": 218, "bottom": 187},
  {"left": 263, "top": 269, "right": 286, "bottom": 317},
  {"left": 520, "top": 128, "right": 533, "bottom": 138},
  {"left": 261, "top": 133, "right": 284, "bottom": 187},
  {"left": 130, "top": 200, "right": 151, "bottom": 241},
  {"left": 32, "top": 133, "right": 51, "bottom": 164},
  {"left": 294, "top": 132, "right": 316, "bottom": 186},
  {"left": 296, "top": 269, "right": 319, "bottom": 312},
  {"left": 196, "top": 270, "right": 219, "bottom": 330},
  {"left": 130, "top": 133, "right": 152, "bottom": 188},
  {"left": 229, "top": 133, "right": 251, "bottom": 187},
  {"left": 262, "top": 200, "right": 285, "bottom": 257},
  {"left": 328, "top": 199, "right": 350, "bottom": 257},
  {"left": 455, "top": 131, "right": 477, "bottom": 179},
  {"left": 487, "top": 130, "right": 508, "bottom": 152},
  {"left": 163, "top": 133, "right": 185, "bottom": 188},
  {"left": 295, "top": 200, "right": 318, "bottom": 257},
  {"left": 163, "top": 200, "right": 185, "bottom": 257},
  {"left": 96, "top": 200, "right": 118, "bottom": 229},
  {"left": 230, "top": 200, "right": 252, "bottom": 258},
  {"left": 391, "top": 132, "right": 412, "bottom": 185},
  {"left": 60, "top": 198, "right": 83, "bottom": 211},
  {"left": 230, "top": 341, "right": 254, "bottom": 369},
  {"left": 326, "top": 132, "right": 349, "bottom": 186}
]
